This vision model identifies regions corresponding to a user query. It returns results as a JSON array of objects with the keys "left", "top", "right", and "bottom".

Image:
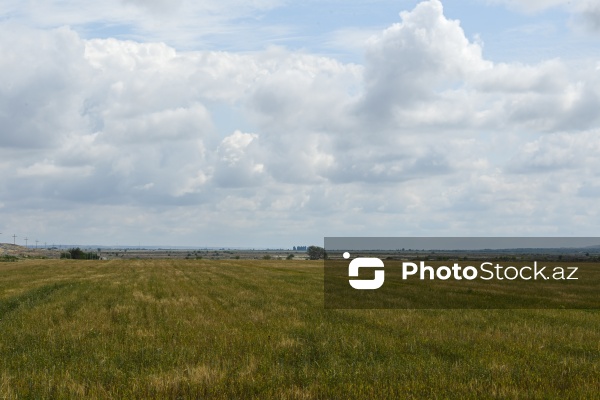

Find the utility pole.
[
  {"left": 12, "top": 234, "right": 16, "bottom": 245},
  {"left": 35, "top": 240, "right": 39, "bottom": 249},
  {"left": 24, "top": 237, "right": 28, "bottom": 248}
]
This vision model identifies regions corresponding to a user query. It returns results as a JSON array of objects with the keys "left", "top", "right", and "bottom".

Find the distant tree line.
[{"left": 60, "top": 248, "right": 100, "bottom": 260}]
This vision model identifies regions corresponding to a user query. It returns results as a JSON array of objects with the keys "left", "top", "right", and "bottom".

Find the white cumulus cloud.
[{"left": 2, "top": 0, "right": 600, "bottom": 245}]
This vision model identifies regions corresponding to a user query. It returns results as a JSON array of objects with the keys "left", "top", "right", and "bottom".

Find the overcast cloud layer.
[{"left": 1, "top": 0, "right": 599, "bottom": 247}]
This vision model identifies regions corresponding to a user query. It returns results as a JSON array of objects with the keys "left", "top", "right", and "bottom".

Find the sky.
[{"left": 1, "top": 0, "right": 600, "bottom": 248}]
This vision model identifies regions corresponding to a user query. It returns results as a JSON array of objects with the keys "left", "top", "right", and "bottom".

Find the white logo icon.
[{"left": 348, "top": 256, "right": 385, "bottom": 290}]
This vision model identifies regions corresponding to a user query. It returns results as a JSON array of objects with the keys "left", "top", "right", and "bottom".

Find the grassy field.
[{"left": 0, "top": 259, "right": 599, "bottom": 399}]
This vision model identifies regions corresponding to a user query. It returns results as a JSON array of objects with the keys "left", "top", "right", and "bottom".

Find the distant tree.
[
  {"left": 286, "top": 253, "right": 294, "bottom": 260},
  {"left": 307, "top": 245, "right": 326, "bottom": 260},
  {"left": 69, "top": 248, "right": 85, "bottom": 259},
  {"left": 65, "top": 247, "right": 99, "bottom": 260}
]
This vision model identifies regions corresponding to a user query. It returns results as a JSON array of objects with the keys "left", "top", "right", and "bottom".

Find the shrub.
[
  {"left": 62, "top": 248, "right": 100, "bottom": 260},
  {"left": 307, "top": 246, "right": 327, "bottom": 260}
]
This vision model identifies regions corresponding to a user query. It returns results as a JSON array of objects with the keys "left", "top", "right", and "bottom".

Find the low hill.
[{"left": 0, "top": 243, "right": 61, "bottom": 259}]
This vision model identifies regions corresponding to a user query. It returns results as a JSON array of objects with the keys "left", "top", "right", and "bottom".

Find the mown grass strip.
[{"left": 0, "top": 282, "right": 74, "bottom": 320}]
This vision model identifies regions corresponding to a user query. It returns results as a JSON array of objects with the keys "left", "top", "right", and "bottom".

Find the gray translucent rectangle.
[
  {"left": 324, "top": 237, "right": 600, "bottom": 309},
  {"left": 325, "top": 237, "right": 600, "bottom": 252}
]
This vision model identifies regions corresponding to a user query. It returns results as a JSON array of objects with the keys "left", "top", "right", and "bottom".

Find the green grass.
[{"left": 0, "top": 259, "right": 599, "bottom": 399}]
